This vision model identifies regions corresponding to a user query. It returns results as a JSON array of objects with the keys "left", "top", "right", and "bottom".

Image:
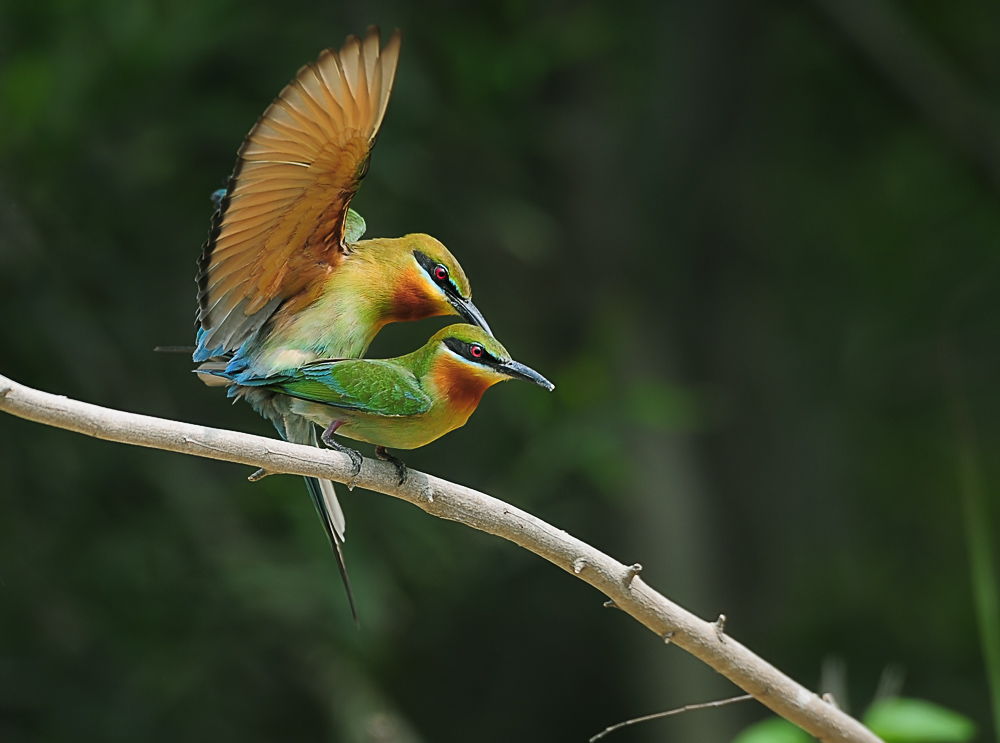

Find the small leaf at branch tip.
[{"left": 572, "top": 558, "right": 586, "bottom": 574}]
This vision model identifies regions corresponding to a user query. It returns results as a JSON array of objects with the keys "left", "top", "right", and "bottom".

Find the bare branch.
[
  {"left": 589, "top": 693, "right": 754, "bottom": 742},
  {"left": 0, "top": 372, "right": 884, "bottom": 743}
]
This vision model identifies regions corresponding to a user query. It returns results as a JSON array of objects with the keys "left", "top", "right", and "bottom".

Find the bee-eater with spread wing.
[
  {"left": 207, "top": 325, "right": 554, "bottom": 484},
  {"left": 192, "top": 28, "right": 495, "bottom": 622}
]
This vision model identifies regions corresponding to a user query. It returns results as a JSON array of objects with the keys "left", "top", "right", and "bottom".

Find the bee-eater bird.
[
  {"left": 208, "top": 325, "right": 555, "bottom": 485},
  {"left": 192, "top": 27, "right": 495, "bottom": 622}
]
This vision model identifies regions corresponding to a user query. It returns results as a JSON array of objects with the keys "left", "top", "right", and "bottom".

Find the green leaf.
[
  {"left": 732, "top": 717, "right": 815, "bottom": 743},
  {"left": 863, "top": 698, "right": 977, "bottom": 743}
]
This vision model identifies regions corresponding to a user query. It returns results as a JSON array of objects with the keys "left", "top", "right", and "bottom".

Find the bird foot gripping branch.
[
  {"left": 375, "top": 446, "right": 408, "bottom": 486},
  {"left": 320, "top": 421, "right": 363, "bottom": 477}
]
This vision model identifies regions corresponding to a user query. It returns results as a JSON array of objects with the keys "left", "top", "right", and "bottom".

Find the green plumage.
[
  {"left": 271, "top": 359, "right": 431, "bottom": 417},
  {"left": 241, "top": 324, "right": 553, "bottom": 452}
]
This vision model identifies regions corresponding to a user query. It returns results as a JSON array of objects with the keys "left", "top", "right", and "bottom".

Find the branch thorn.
[
  {"left": 663, "top": 631, "right": 675, "bottom": 645},
  {"left": 572, "top": 557, "right": 586, "bottom": 574},
  {"left": 624, "top": 563, "right": 643, "bottom": 587},
  {"left": 714, "top": 613, "right": 727, "bottom": 642},
  {"left": 247, "top": 467, "right": 269, "bottom": 482},
  {"left": 603, "top": 599, "right": 620, "bottom": 611}
]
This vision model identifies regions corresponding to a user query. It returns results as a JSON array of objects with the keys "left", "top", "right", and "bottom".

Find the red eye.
[
  {"left": 434, "top": 265, "right": 448, "bottom": 282},
  {"left": 470, "top": 344, "right": 484, "bottom": 359}
]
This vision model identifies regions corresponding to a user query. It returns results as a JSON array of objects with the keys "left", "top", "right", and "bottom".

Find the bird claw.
[
  {"left": 344, "top": 448, "right": 363, "bottom": 477},
  {"left": 321, "top": 428, "right": 363, "bottom": 478},
  {"left": 376, "top": 445, "right": 408, "bottom": 486}
]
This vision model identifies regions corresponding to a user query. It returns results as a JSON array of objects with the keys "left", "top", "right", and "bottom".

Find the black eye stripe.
[
  {"left": 443, "top": 337, "right": 499, "bottom": 366},
  {"left": 414, "top": 250, "right": 462, "bottom": 297}
]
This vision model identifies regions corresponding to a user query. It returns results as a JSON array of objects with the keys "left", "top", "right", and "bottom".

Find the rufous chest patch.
[{"left": 431, "top": 355, "right": 491, "bottom": 416}]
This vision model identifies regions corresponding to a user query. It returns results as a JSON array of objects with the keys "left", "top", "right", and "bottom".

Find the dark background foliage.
[{"left": 2, "top": 1, "right": 998, "bottom": 741}]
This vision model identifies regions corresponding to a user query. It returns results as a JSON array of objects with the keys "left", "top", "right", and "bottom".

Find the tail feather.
[
  {"left": 303, "top": 475, "right": 359, "bottom": 626},
  {"left": 240, "top": 387, "right": 359, "bottom": 624}
]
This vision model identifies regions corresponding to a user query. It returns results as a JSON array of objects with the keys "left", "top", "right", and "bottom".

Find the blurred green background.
[{"left": 2, "top": 0, "right": 999, "bottom": 741}]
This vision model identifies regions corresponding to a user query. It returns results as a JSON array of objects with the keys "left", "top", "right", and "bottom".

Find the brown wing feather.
[{"left": 197, "top": 26, "right": 403, "bottom": 353}]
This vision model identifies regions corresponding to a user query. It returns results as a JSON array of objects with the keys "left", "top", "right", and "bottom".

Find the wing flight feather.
[{"left": 196, "top": 26, "right": 403, "bottom": 354}]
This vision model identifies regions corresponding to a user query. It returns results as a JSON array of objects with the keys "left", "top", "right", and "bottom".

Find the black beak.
[
  {"left": 500, "top": 359, "right": 555, "bottom": 391},
  {"left": 450, "top": 295, "right": 493, "bottom": 336}
]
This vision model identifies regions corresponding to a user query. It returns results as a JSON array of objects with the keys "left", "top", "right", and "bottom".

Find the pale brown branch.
[{"left": 0, "top": 372, "right": 883, "bottom": 743}]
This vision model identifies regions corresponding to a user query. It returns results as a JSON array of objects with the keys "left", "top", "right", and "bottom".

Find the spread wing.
[
  {"left": 196, "top": 27, "right": 402, "bottom": 354},
  {"left": 271, "top": 359, "right": 432, "bottom": 418}
]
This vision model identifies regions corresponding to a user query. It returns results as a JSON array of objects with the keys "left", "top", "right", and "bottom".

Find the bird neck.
[
  {"left": 290, "top": 238, "right": 436, "bottom": 353},
  {"left": 243, "top": 238, "right": 450, "bottom": 375}
]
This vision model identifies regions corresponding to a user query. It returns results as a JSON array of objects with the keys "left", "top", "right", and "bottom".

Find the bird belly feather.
[{"left": 287, "top": 398, "right": 475, "bottom": 451}]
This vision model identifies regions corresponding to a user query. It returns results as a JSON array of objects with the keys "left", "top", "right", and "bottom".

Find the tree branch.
[
  {"left": 589, "top": 693, "right": 754, "bottom": 742},
  {"left": 0, "top": 372, "right": 883, "bottom": 743}
]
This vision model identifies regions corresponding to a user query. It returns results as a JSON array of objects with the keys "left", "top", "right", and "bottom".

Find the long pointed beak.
[
  {"left": 450, "top": 296, "right": 493, "bottom": 337},
  {"left": 500, "top": 359, "right": 555, "bottom": 391}
]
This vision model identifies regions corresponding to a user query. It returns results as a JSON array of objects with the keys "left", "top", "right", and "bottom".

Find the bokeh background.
[{"left": 2, "top": 1, "right": 999, "bottom": 741}]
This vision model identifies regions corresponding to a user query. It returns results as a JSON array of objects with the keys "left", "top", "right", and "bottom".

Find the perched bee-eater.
[
  {"left": 210, "top": 325, "right": 555, "bottom": 485},
  {"left": 192, "top": 27, "right": 495, "bottom": 621}
]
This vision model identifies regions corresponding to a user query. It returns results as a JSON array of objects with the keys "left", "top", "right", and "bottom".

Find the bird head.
[
  {"left": 388, "top": 234, "right": 492, "bottom": 334},
  {"left": 425, "top": 324, "right": 554, "bottom": 408}
]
